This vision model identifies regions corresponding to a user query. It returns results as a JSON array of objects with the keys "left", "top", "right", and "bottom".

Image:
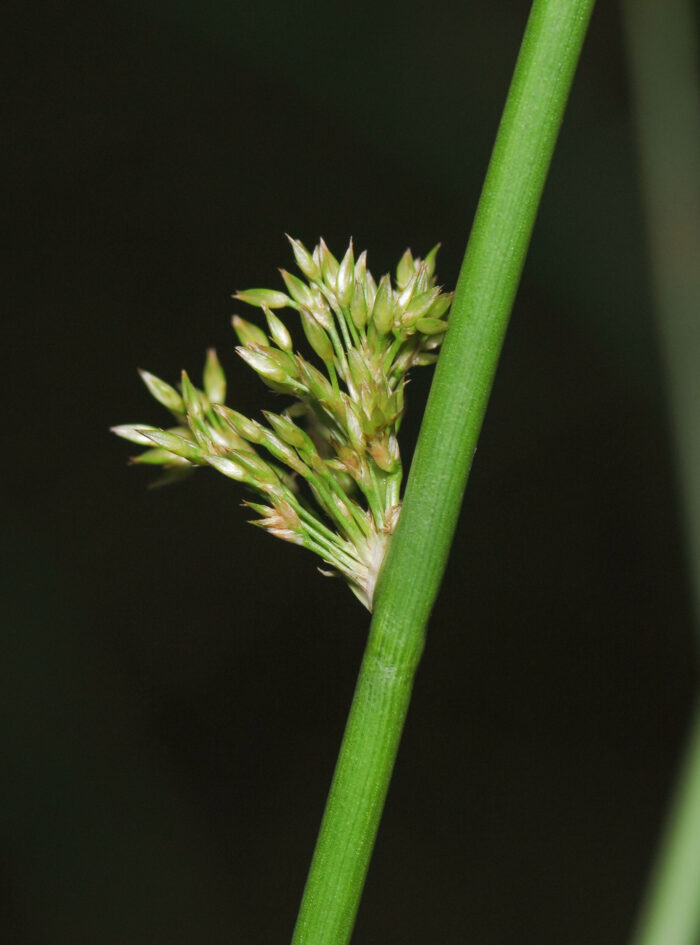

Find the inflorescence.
[{"left": 113, "top": 237, "right": 452, "bottom": 609}]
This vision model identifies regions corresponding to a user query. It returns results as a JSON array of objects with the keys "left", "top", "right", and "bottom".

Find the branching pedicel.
[{"left": 113, "top": 237, "right": 452, "bottom": 609}]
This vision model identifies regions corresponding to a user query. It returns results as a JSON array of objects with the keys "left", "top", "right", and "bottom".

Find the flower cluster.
[{"left": 113, "top": 237, "right": 451, "bottom": 609}]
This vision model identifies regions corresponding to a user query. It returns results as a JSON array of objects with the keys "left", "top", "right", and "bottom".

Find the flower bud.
[
  {"left": 286, "top": 235, "right": 321, "bottom": 281},
  {"left": 415, "top": 352, "right": 439, "bottom": 366},
  {"left": 426, "top": 292, "right": 452, "bottom": 320},
  {"left": 336, "top": 240, "right": 355, "bottom": 308},
  {"left": 401, "top": 288, "right": 440, "bottom": 328},
  {"left": 371, "top": 274, "right": 394, "bottom": 335},
  {"left": 318, "top": 238, "right": 339, "bottom": 285},
  {"left": 395, "top": 248, "right": 415, "bottom": 288},
  {"left": 296, "top": 358, "right": 335, "bottom": 405},
  {"left": 111, "top": 423, "right": 161, "bottom": 446},
  {"left": 232, "top": 315, "right": 269, "bottom": 348},
  {"left": 260, "top": 430, "right": 309, "bottom": 476},
  {"left": 308, "top": 286, "right": 333, "bottom": 329},
  {"left": 347, "top": 280, "right": 366, "bottom": 331},
  {"left": 180, "top": 370, "right": 205, "bottom": 420},
  {"left": 138, "top": 370, "right": 184, "bottom": 414},
  {"left": 422, "top": 242, "right": 441, "bottom": 279},
  {"left": 205, "top": 454, "right": 249, "bottom": 482},
  {"left": 214, "top": 404, "right": 264, "bottom": 443},
  {"left": 230, "top": 449, "right": 280, "bottom": 486},
  {"left": 236, "top": 345, "right": 289, "bottom": 384},
  {"left": 415, "top": 317, "right": 449, "bottom": 335},
  {"left": 263, "top": 411, "right": 311, "bottom": 451},
  {"left": 300, "top": 307, "right": 334, "bottom": 363},
  {"left": 280, "top": 269, "right": 315, "bottom": 309},
  {"left": 233, "top": 288, "right": 292, "bottom": 309},
  {"left": 130, "top": 447, "right": 190, "bottom": 466},
  {"left": 363, "top": 269, "right": 377, "bottom": 311},
  {"left": 263, "top": 305, "right": 293, "bottom": 351},
  {"left": 140, "top": 429, "right": 204, "bottom": 463},
  {"left": 203, "top": 348, "right": 226, "bottom": 403}
]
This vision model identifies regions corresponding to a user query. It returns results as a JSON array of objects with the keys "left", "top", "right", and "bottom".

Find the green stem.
[
  {"left": 340, "top": 306, "right": 362, "bottom": 349},
  {"left": 622, "top": 1, "right": 700, "bottom": 943},
  {"left": 291, "top": 2, "right": 595, "bottom": 943},
  {"left": 630, "top": 700, "right": 700, "bottom": 945},
  {"left": 327, "top": 360, "right": 341, "bottom": 398}
]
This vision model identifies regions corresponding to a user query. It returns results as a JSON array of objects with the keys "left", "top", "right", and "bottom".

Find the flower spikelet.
[{"left": 113, "top": 237, "right": 452, "bottom": 610}]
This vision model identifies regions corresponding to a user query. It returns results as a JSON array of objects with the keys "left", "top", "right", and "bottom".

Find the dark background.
[{"left": 5, "top": 1, "right": 699, "bottom": 942}]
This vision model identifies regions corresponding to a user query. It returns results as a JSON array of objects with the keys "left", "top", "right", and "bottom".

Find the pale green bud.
[
  {"left": 233, "top": 288, "right": 292, "bottom": 309},
  {"left": 130, "top": 447, "right": 190, "bottom": 466},
  {"left": 263, "top": 305, "right": 293, "bottom": 352},
  {"left": 422, "top": 334, "right": 445, "bottom": 351},
  {"left": 244, "top": 500, "right": 269, "bottom": 516},
  {"left": 349, "top": 280, "right": 368, "bottom": 330},
  {"left": 300, "top": 307, "right": 334, "bottom": 363},
  {"left": 415, "top": 316, "right": 449, "bottom": 335},
  {"left": 263, "top": 411, "right": 310, "bottom": 451},
  {"left": 422, "top": 243, "right": 441, "bottom": 279},
  {"left": 296, "top": 358, "right": 336, "bottom": 405},
  {"left": 286, "top": 235, "right": 321, "bottom": 281},
  {"left": 413, "top": 262, "right": 430, "bottom": 295},
  {"left": 111, "top": 423, "right": 161, "bottom": 446},
  {"left": 354, "top": 250, "right": 367, "bottom": 286},
  {"left": 214, "top": 404, "right": 264, "bottom": 443},
  {"left": 230, "top": 449, "right": 281, "bottom": 486},
  {"left": 415, "top": 352, "right": 439, "bottom": 365},
  {"left": 236, "top": 345, "right": 289, "bottom": 384},
  {"left": 232, "top": 315, "right": 269, "bottom": 348},
  {"left": 426, "top": 292, "right": 452, "bottom": 320},
  {"left": 203, "top": 348, "right": 226, "bottom": 403},
  {"left": 371, "top": 274, "right": 394, "bottom": 335},
  {"left": 206, "top": 422, "right": 249, "bottom": 453},
  {"left": 343, "top": 399, "right": 365, "bottom": 450},
  {"left": 396, "top": 269, "right": 418, "bottom": 309},
  {"left": 402, "top": 288, "right": 440, "bottom": 327},
  {"left": 308, "top": 286, "right": 333, "bottom": 329},
  {"left": 336, "top": 240, "right": 354, "bottom": 308},
  {"left": 280, "top": 269, "right": 315, "bottom": 309},
  {"left": 318, "top": 238, "right": 339, "bottom": 285},
  {"left": 260, "top": 430, "right": 309, "bottom": 476},
  {"left": 261, "top": 345, "right": 300, "bottom": 379},
  {"left": 395, "top": 248, "right": 414, "bottom": 288},
  {"left": 347, "top": 349, "right": 370, "bottom": 389},
  {"left": 140, "top": 429, "right": 204, "bottom": 463},
  {"left": 363, "top": 269, "right": 377, "bottom": 310},
  {"left": 180, "top": 370, "right": 205, "bottom": 420},
  {"left": 205, "top": 454, "right": 250, "bottom": 482},
  {"left": 139, "top": 370, "right": 184, "bottom": 414},
  {"left": 391, "top": 384, "right": 405, "bottom": 417}
]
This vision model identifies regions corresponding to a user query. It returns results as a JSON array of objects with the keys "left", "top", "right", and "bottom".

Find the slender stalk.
[
  {"left": 630, "top": 700, "right": 700, "bottom": 945},
  {"left": 623, "top": 2, "right": 700, "bottom": 943},
  {"left": 290, "top": 2, "right": 596, "bottom": 943}
]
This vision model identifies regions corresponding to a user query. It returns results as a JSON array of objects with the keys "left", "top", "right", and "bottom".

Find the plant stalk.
[
  {"left": 630, "top": 699, "right": 700, "bottom": 945},
  {"left": 622, "top": 1, "right": 700, "bottom": 943},
  {"left": 291, "top": 2, "right": 596, "bottom": 942}
]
